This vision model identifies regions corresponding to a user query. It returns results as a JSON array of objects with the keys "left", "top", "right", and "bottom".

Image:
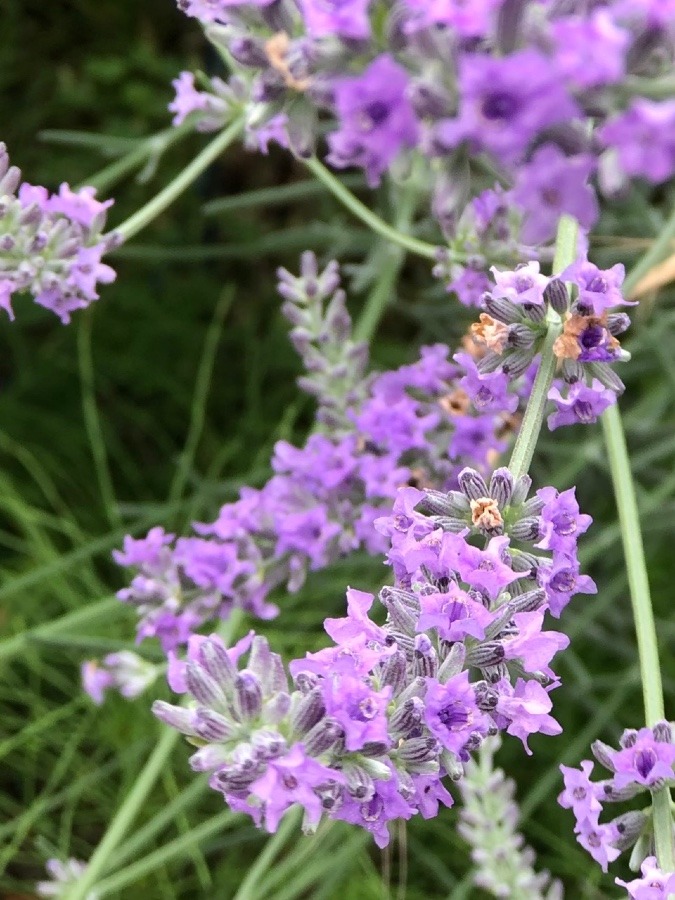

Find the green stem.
[
  {"left": 64, "top": 610, "right": 244, "bottom": 900},
  {"left": 0, "top": 595, "right": 121, "bottom": 662},
  {"left": 112, "top": 118, "right": 244, "bottom": 242},
  {"left": 508, "top": 215, "right": 578, "bottom": 479},
  {"left": 232, "top": 806, "right": 301, "bottom": 900},
  {"left": 598, "top": 203, "right": 675, "bottom": 871},
  {"left": 303, "top": 158, "right": 439, "bottom": 261},
  {"left": 78, "top": 308, "right": 122, "bottom": 530}
]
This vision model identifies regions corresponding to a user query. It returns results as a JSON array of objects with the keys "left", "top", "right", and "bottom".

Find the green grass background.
[{"left": 1, "top": 2, "right": 674, "bottom": 897}]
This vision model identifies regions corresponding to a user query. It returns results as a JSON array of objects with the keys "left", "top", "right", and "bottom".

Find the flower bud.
[
  {"left": 610, "top": 810, "right": 648, "bottom": 851},
  {"left": 501, "top": 349, "right": 536, "bottom": 378},
  {"left": 482, "top": 294, "right": 521, "bottom": 324},
  {"left": 543, "top": 278, "right": 569, "bottom": 314},
  {"left": 591, "top": 739, "right": 617, "bottom": 771},
  {"left": 521, "top": 302, "right": 546, "bottom": 323},
  {"left": 291, "top": 686, "right": 325, "bottom": 734},
  {"left": 458, "top": 467, "right": 489, "bottom": 502},
  {"left": 510, "top": 474, "right": 532, "bottom": 506},
  {"left": 193, "top": 707, "right": 235, "bottom": 742},
  {"left": 398, "top": 737, "right": 439, "bottom": 765},
  {"left": 489, "top": 468, "right": 514, "bottom": 507},
  {"left": 304, "top": 717, "right": 344, "bottom": 756},
  {"left": 413, "top": 634, "right": 438, "bottom": 679},
  {"left": 233, "top": 671, "right": 263, "bottom": 722},
  {"left": 186, "top": 662, "right": 227, "bottom": 710},
  {"left": 507, "top": 324, "right": 536, "bottom": 349},
  {"left": 152, "top": 700, "right": 197, "bottom": 736},
  {"left": 390, "top": 697, "right": 424, "bottom": 736},
  {"left": 466, "top": 642, "right": 505, "bottom": 668},
  {"left": 251, "top": 728, "right": 287, "bottom": 760},
  {"left": 438, "top": 642, "right": 466, "bottom": 682},
  {"left": 380, "top": 650, "right": 408, "bottom": 696},
  {"left": 509, "top": 517, "right": 541, "bottom": 541},
  {"left": 653, "top": 721, "right": 673, "bottom": 743}
]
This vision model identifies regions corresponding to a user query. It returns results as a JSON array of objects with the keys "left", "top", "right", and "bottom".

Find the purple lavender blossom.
[
  {"left": 511, "top": 145, "right": 598, "bottom": 244},
  {"left": 574, "top": 814, "right": 621, "bottom": 872},
  {"left": 323, "top": 675, "right": 392, "bottom": 751},
  {"left": 617, "top": 856, "right": 675, "bottom": 898},
  {"left": 327, "top": 55, "right": 419, "bottom": 187},
  {"left": 0, "top": 144, "right": 116, "bottom": 323},
  {"left": 297, "top": 0, "right": 372, "bottom": 40},
  {"left": 435, "top": 51, "right": 579, "bottom": 166},
  {"left": 402, "top": 0, "right": 500, "bottom": 35},
  {"left": 561, "top": 259, "right": 631, "bottom": 315},
  {"left": 600, "top": 100, "right": 675, "bottom": 184},
  {"left": 551, "top": 11, "right": 629, "bottom": 89},
  {"left": 539, "top": 555, "right": 597, "bottom": 618},
  {"left": 547, "top": 380, "right": 616, "bottom": 430},
  {"left": 494, "top": 678, "right": 562, "bottom": 754},
  {"left": 535, "top": 486, "right": 592, "bottom": 555},
  {"left": 424, "top": 673, "right": 486, "bottom": 756},
  {"left": 82, "top": 652, "right": 158, "bottom": 704},
  {"left": 558, "top": 760, "right": 603, "bottom": 820},
  {"left": 610, "top": 727, "right": 675, "bottom": 790},
  {"left": 490, "top": 262, "right": 549, "bottom": 306}
]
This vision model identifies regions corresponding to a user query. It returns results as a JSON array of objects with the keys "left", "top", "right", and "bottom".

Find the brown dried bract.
[
  {"left": 439, "top": 388, "right": 470, "bottom": 416},
  {"left": 470, "top": 497, "right": 504, "bottom": 532},
  {"left": 461, "top": 333, "right": 486, "bottom": 360},
  {"left": 470, "top": 314, "right": 509, "bottom": 353},
  {"left": 265, "top": 32, "right": 310, "bottom": 91},
  {"left": 552, "top": 312, "right": 619, "bottom": 360}
]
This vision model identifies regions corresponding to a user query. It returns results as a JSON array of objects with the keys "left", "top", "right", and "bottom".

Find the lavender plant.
[{"left": 2, "top": 0, "right": 675, "bottom": 898}]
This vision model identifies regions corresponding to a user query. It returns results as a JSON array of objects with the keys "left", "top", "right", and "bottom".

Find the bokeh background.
[{"left": 1, "top": 2, "right": 674, "bottom": 897}]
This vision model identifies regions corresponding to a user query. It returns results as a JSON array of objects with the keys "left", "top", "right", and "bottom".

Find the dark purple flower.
[
  {"left": 435, "top": 51, "right": 579, "bottom": 165},
  {"left": 511, "top": 145, "right": 598, "bottom": 244},
  {"left": 334, "top": 771, "right": 415, "bottom": 848},
  {"left": 611, "top": 727, "right": 675, "bottom": 790},
  {"left": 327, "top": 55, "right": 419, "bottom": 187},
  {"left": 547, "top": 380, "right": 617, "bottom": 431}
]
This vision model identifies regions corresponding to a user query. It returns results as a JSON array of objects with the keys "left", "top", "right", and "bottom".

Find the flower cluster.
[
  {"left": 468, "top": 256, "right": 633, "bottom": 429},
  {"left": 559, "top": 723, "right": 675, "bottom": 876},
  {"left": 0, "top": 142, "right": 117, "bottom": 323},
  {"left": 152, "top": 462, "right": 592, "bottom": 845},
  {"left": 459, "top": 737, "right": 563, "bottom": 899},
  {"left": 171, "top": 0, "right": 675, "bottom": 300},
  {"left": 113, "top": 256, "right": 530, "bottom": 652}
]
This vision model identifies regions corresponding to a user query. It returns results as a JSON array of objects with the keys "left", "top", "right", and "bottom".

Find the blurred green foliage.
[{"left": 1, "top": 2, "right": 674, "bottom": 898}]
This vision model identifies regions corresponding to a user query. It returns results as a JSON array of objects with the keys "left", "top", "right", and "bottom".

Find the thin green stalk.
[
  {"left": 64, "top": 611, "right": 244, "bottom": 900},
  {"left": 168, "top": 288, "right": 233, "bottom": 507},
  {"left": 596, "top": 202, "right": 675, "bottom": 870},
  {"left": 0, "top": 595, "right": 121, "bottom": 662},
  {"left": 303, "top": 157, "right": 439, "bottom": 261},
  {"left": 112, "top": 118, "right": 244, "bottom": 242},
  {"left": 508, "top": 214, "right": 578, "bottom": 479},
  {"left": 232, "top": 807, "right": 301, "bottom": 900},
  {"left": 78, "top": 308, "right": 122, "bottom": 529},
  {"left": 79, "top": 122, "right": 194, "bottom": 195},
  {"left": 94, "top": 810, "right": 238, "bottom": 897}
]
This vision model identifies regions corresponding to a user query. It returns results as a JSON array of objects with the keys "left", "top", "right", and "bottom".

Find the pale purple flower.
[
  {"left": 177, "top": 0, "right": 275, "bottom": 23},
  {"left": 539, "top": 555, "right": 597, "bottom": 618},
  {"left": 574, "top": 814, "right": 621, "bottom": 872},
  {"left": 334, "top": 772, "right": 415, "bottom": 848},
  {"left": 36, "top": 858, "right": 92, "bottom": 899},
  {"left": 535, "top": 486, "right": 592, "bottom": 554},
  {"left": 440, "top": 533, "right": 520, "bottom": 600},
  {"left": 617, "top": 856, "right": 675, "bottom": 899},
  {"left": 490, "top": 261, "right": 549, "bottom": 306},
  {"left": 501, "top": 611, "right": 570, "bottom": 679},
  {"left": 402, "top": 0, "right": 500, "bottom": 35},
  {"left": 424, "top": 672, "right": 484, "bottom": 757},
  {"left": 297, "top": 0, "right": 372, "bottom": 40},
  {"left": 447, "top": 266, "right": 492, "bottom": 308},
  {"left": 249, "top": 745, "right": 341, "bottom": 831},
  {"left": 327, "top": 55, "right": 419, "bottom": 187},
  {"left": 46, "top": 183, "right": 113, "bottom": 229},
  {"left": 551, "top": 11, "right": 629, "bottom": 89},
  {"left": 417, "top": 584, "right": 492, "bottom": 642},
  {"left": 455, "top": 351, "right": 519, "bottom": 414},
  {"left": 511, "top": 145, "right": 598, "bottom": 244},
  {"left": 82, "top": 652, "right": 158, "bottom": 704},
  {"left": 600, "top": 100, "right": 675, "bottom": 184},
  {"left": 547, "top": 380, "right": 617, "bottom": 431},
  {"left": 168, "top": 72, "right": 230, "bottom": 131},
  {"left": 494, "top": 678, "right": 562, "bottom": 754},
  {"left": 322, "top": 674, "right": 392, "bottom": 751},
  {"left": 558, "top": 760, "right": 603, "bottom": 819},
  {"left": 562, "top": 259, "right": 631, "bottom": 314}
]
